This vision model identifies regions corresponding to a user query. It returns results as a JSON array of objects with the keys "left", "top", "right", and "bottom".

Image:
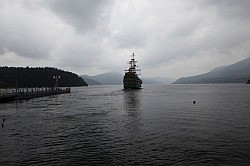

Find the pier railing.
[{"left": 0, "top": 87, "right": 70, "bottom": 102}]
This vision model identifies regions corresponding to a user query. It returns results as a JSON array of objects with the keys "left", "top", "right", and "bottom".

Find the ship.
[{"left": 123, "top": 53, "right": 142, "bottom": 89}]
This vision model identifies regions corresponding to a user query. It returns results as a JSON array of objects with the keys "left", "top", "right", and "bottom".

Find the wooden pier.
[{"left": 0, "top": 88, "right": 70, "bottom": 102}]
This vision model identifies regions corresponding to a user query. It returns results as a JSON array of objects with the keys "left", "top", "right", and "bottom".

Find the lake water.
[{"left": 1, "top": 84, "right": 250, "bottom": 165}]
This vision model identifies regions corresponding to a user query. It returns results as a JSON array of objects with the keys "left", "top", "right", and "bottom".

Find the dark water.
[{"left": 1, "top": 84, "right": 250, "bottom": 165}]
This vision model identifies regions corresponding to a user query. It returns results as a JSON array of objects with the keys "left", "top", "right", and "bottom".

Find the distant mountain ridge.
[
  {"left": 81, "top": 72, "right": 123, "bottom": 85},
  {"left": 174, "top": 57, "right": 250, "bottom": 84},
  {"left": 143, "top": 77, "right": 174, "bottom": 84},
  {"left": 81, "top": 72, "right": 173, "bottom": 85},
  {"left": 82, "top": 77, "right": 102, "bottom": 85}
]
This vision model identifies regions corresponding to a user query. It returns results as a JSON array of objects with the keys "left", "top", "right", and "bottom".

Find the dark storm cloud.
[{"left": 44, "top": 0, "right": 111, "bottom": 33}]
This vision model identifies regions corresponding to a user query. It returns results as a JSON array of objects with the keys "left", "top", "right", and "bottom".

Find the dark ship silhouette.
[{"left": 123, "top": 53, "right": 142, "bottom": 89}]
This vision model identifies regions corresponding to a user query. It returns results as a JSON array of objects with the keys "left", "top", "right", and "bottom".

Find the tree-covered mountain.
[
  {"left": 173, "top": 57, "right": 250, "bottom": 84},
  {"left": 0, "top": 67, "right": 87, "bottom": 88}
]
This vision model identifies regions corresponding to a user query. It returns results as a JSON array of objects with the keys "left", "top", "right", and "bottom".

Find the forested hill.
[{"left": 0, "top": 67, "right": 87, "bottom": 88}]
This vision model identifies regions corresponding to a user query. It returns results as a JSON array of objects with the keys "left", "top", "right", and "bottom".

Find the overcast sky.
[{"left": 0, "top": 0, "right": 250, "bottom": 79}]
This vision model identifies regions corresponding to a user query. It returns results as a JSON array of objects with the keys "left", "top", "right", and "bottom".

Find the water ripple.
[{"left": 1, "top": 85, "right": 250, "bottom": 165}]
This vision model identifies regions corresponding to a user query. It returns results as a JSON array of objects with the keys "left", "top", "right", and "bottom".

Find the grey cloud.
[
  {"left": 195, "top": 0, "right": 250, "bottom": 19},
  {"left": 0, "top": 29, "right": 54, "bottom": 59},
  {"left": 0, "top": 0, "right": 112, "bottom": 75},
  {"left": 0, "top": 0, "right": 63, "bottom": 59},
  {"left": 111, "top": 31, "right": 146, "bottom": 49},
  {"left": 142, "top": 0, "right": 250, "bottom": 66},
  {"left": 1, "top": 0, "right": 250, "bottom": 78},
  {"left": 44, "top": 0, "right": 112, "bottom": 33}
]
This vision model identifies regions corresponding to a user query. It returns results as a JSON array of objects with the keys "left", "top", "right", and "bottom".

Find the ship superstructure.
[{"left": 123, "top": 53, "right": 142, "bottom": 89}]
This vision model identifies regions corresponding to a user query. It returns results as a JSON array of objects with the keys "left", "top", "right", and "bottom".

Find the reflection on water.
[
  {"left": 123, "top": 89, "right": 141, "bottom": 112},
  {"left": 121, "top": 89, "right": 144, "bottom": 164},
  {"left": 123, "top": 89, "right": 142, "bottom": 128}
]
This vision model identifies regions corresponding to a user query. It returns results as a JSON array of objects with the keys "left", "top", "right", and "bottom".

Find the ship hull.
[{"left": 123, "top": 72, "right": 142, "bottom": 90}]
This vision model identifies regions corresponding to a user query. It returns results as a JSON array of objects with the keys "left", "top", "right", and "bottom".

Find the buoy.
[
  {"left": 2, "top": 123, "right": 4, "bottom": 128},
  {"left": 193, "top": 100, "right": 196, "bottom": 104},
  {"left": 3, "top": 118, "right": 5, "bottom": 123}
]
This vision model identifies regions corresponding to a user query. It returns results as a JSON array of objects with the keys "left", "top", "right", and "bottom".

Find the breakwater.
[{"left": 0, "top": 87, "right": 70, "bottom": 102}]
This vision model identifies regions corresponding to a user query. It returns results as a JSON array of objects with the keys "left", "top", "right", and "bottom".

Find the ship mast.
[{"left": 126, "top": 53, "right": 140, "bottom": 73}]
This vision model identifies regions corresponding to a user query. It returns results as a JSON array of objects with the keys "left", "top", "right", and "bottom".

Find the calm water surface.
[{"left": 1, "top": 84, "right": 250, "bottom": 165}]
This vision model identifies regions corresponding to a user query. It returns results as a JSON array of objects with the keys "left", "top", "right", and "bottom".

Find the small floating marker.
[
  {"left": 193, "top": 100, "right": 196, "bottom": 104},
  {"left": 3, "top": 118, "right": 5, "bottom": 123},
  {"left": 2, "top": 123, "right": 4, "bottom": 128}
]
